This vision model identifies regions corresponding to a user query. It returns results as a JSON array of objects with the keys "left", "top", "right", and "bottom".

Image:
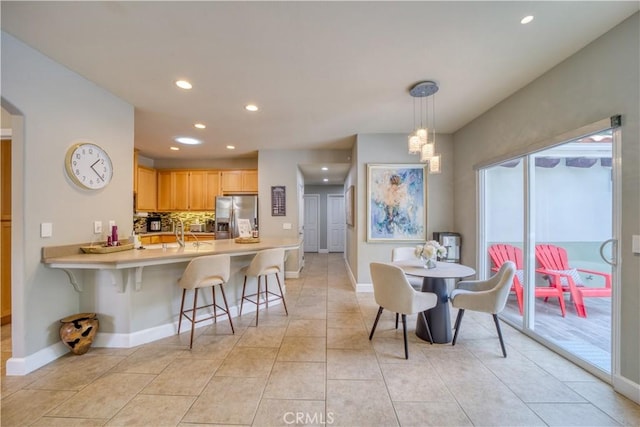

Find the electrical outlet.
[
  {"left": 41, "top": 222, "right": 53, "bottom": 238},
  {"left": 283, "top": 223, "right": 292, "bottom": 230},
  {"left": 93, "top": 221, "right": 102, "bottom": 234}
]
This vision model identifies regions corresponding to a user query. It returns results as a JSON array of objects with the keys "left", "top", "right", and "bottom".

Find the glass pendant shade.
[
  {"left": 408, "top": 133, "right": 422, "bottom": 154},
  {"left": 429, "top": 154, "right": 441, "bottom": 174},
  {"left": 416, "top": 128, "right": 428, "bottom": 144},
  {"left": 420, "top": 143, "right": 435, "bottom": 162}
]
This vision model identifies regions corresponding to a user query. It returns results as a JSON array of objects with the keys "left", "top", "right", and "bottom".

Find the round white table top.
[{"left": 392, "top": 259, "right": 476, "bottom": 279}]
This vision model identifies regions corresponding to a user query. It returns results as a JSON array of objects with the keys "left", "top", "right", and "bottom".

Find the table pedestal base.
[{"left": 416, "top": 277, "right": 451, "bottom": 343}]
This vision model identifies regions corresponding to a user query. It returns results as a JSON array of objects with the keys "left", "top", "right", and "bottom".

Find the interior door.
[
  {"left": 303, "top": 194, "right": 319, "bottom": 252},
  {"left": 327, "top": 194, "right": 345, "bottom": 252}
]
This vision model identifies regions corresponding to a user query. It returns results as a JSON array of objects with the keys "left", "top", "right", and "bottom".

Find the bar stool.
[
  {"left": 177, "top": 254, "right": 234, "bottom": 349},
  {"left": 239, "top": 248, "right": 288, "bottom": 326}
]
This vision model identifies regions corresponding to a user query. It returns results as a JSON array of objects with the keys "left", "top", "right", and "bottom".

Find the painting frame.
[
  {"left": 366, "top": 163, "right": 427, "bottom": 242},
  {"left": 345, "top": 185, "right": 355, "bottom": 226}
]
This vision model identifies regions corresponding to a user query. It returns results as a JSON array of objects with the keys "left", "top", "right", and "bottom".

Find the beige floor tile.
[
  {"left": 253, "top": 398, "right": 327, "bottom": 426},
  {"left": 0, "top": 389, "right": 75, "bottom": 426},
  {"left": 327, "top": 327, "right": 372, "bottom": 350},
  {"left": 141, "top": 358, "right": 222, "bottom": 395},
  {"left": 236, "top": 326, "right": 286, "bottom": 347},
  {"left": 32, "top": 416, "right": 109, "bottom": 426},
  {"left": 263, "top": 361, "right": 325, "bottom": 400},
  {"left": 327, "top": 311, "right": 365, "bottom": 328},
  {"left": 380, "top": 362, "right": 455, "bottom": 402},
  {"left": 327, "top": 348, "right": 382, "bottom": 380},
  {"left": 567, "top": 380, "right": 640, "bottom": 426},
  {"left": 326, "top": 379, "right": 399, "bottom": 426},
  {"left": 110, "top": 346, "right": 187, "bottom": 374},
  {"left": 393, "top": 401, "right": 473, "bottom": 426},
  {"left": 182, "top": 376, "right": 266, "bottom": 425},
  {"left": 285, "top": 319, "right": 327, "bottom": 337},
  {"left": 105, "top": 394, "right": 196, "bottom": 426},
  {"left": 277, "top": 336, "right": 326, "bottom": 362},
  {"left": 214, "top": 346, "right": 278, "bottom": 377},
  {"left": 528, "top": 402, "right": 621, "bottom": 426},
  {"left": 371, "top": 337, "right": 430, "bottom": 363},
  {"left": 524, "top": 349, "right": 598, "bottom": 382},
  {"left": 46, "top": 372, "right": 155, "bottom": 419},
  {"left": 26, "top": 354, "right": 124, "bottom": 391},
  {"left": 181, "top": 333, "right": 240, "bottom": 359}
]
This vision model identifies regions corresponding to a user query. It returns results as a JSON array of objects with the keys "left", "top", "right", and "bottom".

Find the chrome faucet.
[{"left": 174, "top": 219, "right": 185, "bottom": 247}]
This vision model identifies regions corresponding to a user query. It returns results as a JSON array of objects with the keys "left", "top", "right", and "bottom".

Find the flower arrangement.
[{"left": 415, "top": 240, "right": 447, "bottom": 260}]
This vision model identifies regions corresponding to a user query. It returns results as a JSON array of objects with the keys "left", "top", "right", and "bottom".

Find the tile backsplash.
[{"left": 134, "top": 212, "right": 215, "bottom": 234}]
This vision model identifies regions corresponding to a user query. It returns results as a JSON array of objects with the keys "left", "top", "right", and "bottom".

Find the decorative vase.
[
  {"left": 59, "top": 313, "right": 99, "bottom": 355},
  {"left": 422, "top": 256, "right": 437, "bottom": 269}
]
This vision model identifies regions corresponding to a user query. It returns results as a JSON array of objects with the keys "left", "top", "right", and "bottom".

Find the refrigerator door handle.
[{"left": 230, "top": 206, "right": 235, "bottom": 238}]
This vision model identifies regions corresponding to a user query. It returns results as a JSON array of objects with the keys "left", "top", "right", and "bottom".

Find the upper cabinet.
[
  {"left": 136, "top": 166, "right": 157, "bottom": 211},
  {"left": 220, "top": 170, "right": 258, "bottom": 194},
  {"left": 157, "top": 170, "right": 222, "bottom": 211}
]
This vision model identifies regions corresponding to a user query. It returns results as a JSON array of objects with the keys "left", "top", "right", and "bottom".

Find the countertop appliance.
[
  {"left": 215, "top": 195, "right": 258, "bottom": 239},
  {"left": 147, "top": 216, "right": 162, "bottom": 232},
  {"left": 433, "top": 232, "right": 461, "bottom": 263},
  {"left": 189, "top": 223, "right": 205, "bottom": 233}
]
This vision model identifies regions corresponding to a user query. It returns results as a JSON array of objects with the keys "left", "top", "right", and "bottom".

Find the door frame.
[{"left": 476, "top": 116, "right": 621, "bottom": 383}]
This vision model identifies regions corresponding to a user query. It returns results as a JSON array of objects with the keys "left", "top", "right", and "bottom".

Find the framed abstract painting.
[{"left": 366, "top": 164, "right": 427, "bottom": 242}]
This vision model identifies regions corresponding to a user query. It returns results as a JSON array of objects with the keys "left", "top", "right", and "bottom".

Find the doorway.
[
  {"left": 303, "top": 194, "right": 320, "bottom": 252},
  {"left": 480, "top": 120, "right": 619, "bottom": 378},
  {"left": 327, "top": 194, "right": 345, "bottom": 252}
]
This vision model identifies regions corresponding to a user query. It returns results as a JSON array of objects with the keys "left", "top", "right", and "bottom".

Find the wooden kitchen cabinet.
[
  {"left": 157, "top": 170, "right": 220, "bottom": 211},
  {"left": 220, "top": 170, "right": 257, "bottom": 194},
  {"left": 136, "top": 166, "right": 157, "bottom": 211}
]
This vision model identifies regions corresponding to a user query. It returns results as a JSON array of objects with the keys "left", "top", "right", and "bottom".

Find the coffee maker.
[{"left": 433, "top": 232, "right": 461, "bottom": 263}]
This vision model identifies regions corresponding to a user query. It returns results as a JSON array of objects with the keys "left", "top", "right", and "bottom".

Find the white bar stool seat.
[
  {"left": 239, "top": 248, "right": 288, "bottom": 326},
  {"left": 177, "top": 254, "right": 234, "bottom": 348}
]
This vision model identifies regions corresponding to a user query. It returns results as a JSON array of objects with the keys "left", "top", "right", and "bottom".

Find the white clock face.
[{"left": 65, "top": 143, "right": 113, "bottom": 190}]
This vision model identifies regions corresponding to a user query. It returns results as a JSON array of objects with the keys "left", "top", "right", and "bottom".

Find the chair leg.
[
  {"left": 219, "top": 284, "right": 235, "bottom": 334},
  {"left": 492, "top": 314, "right": 507, "bottom": 357},
  {"left": 369, "top": 306, "right": 383, "bottom": 340},
  {"left": 255, "top": 276, "right": 262, "bottom": 326},
  {"left": 452, "top": 309, "right": 465, "bottom": 346},
  {"left": 212, "top": 286, "right": 217, "bottom": 324},
  {"left": 264, "top": 275, "right": 269, "bottom": 309},
  {"left": 402, "top": 314, "right": 408, "bottom": 359},
  {"left": 395, "top": 313, "right": 399, "bottom": 329},
  {"left": 239, "top": 276, "right": 248, "bottom": 316},
  {"left": 189, "top": 288, "right": 199, "bottom": 349},
  {"left": 274, "top": 273, "right": 288, "bottom": 315},
  {"left": 420, "top": 312, "right": 434, "bottom": 344},
  {"left": 178, "top": 289, "right": 186, "bottom": 335}
]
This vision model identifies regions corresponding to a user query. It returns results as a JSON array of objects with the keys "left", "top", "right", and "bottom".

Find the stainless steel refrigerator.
[{"left": 215, "top": 195, "right": 258, "bottom": 239}]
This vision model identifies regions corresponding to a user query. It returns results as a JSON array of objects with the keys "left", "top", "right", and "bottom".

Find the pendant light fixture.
[{"left": 408, "top": 81, "right": 441, "bottom": 174}]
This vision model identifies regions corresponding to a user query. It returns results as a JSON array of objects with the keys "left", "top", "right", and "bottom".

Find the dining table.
[{"left": 392, "top": 259, "right": 476, "bottom": 343}]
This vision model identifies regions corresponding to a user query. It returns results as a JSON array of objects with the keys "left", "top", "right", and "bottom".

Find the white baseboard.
[
  {"left": 319, "top": 249, "right": 329, "bottom": 254},
  {"left": 343, "top": 257, "right": 372, "bottom": 292},
  {"left": 5, "top": 299, "right": 281, "bottom": 375},
  {"left": 613, "top": 373, "right": 640, "bottom": 404}
]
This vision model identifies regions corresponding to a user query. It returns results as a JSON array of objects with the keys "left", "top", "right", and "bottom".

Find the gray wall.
[
  {"left": 2, "top": 33, "right": 134, "bottom": 362},
  {"left": 304, "top": 185, "right": 344, "bottom": 251},
  {"left": 453, "top": 14, "right": 639, "bottom": 386},
  {"left": 347, "top": 133, "right": 454, "bottom": 284}
]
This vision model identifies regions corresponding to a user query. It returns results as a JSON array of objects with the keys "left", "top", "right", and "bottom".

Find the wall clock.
[{"left": 65, "top": 142, "right": 113, "bottom": 190}]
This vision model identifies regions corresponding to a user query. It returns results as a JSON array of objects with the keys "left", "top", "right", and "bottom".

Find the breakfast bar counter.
[{"left": 41, "top": 238, "right": 301, "bottom": 348}]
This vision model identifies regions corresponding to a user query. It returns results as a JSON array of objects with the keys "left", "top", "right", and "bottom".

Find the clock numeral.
[
  {"left": 75, "top": 153, "right": 81, "bottom": 160},
  {"left": 75, "top": 169, "right": 80, "bottom": 176}
]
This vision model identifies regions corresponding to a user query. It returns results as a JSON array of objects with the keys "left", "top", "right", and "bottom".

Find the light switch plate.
[
  {"left": 632, "top": 235, "right": 640, "bottom": 254},
  {"left": 94, "top": 221, "right": 102, "bottom": 234},
  {"left": 283, "top": 223, "right": 292, "bottom": 230},
  {"left": 41, "top": 222, "right": 53, "bottom": 238}
]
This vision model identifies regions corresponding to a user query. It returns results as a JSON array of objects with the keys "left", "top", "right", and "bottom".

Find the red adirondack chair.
[
  {"left": 489, "top": 244, "right": 566, "bottom": 317},
  {"left": 535, "top": 244, "right": 611, "bottom": 318}
]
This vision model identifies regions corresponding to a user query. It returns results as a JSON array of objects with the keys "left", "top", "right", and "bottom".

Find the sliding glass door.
[{"left": 480, "top": 127, "right": 616, "bottom": 376}]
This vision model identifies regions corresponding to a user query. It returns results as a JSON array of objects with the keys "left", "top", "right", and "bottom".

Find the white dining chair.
[
  {"left": 391, "top": 246, "right": 424, "bottom": 290},
  {"left": 369, "top": 262, "right": 437, "bottom": 359},
  {"left": 449, "top": 261, "right": 516, "bottom": 357}
]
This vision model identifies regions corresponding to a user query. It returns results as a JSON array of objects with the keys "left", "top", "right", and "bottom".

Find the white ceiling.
[{"left": 2, "top": 1, "right": 638, "bottom": 184}]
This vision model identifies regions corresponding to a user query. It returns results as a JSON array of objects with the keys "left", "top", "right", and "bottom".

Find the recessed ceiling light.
[
  {"left": 323, "top": 178, "right": 329, "bottom": 182},
  {"left": 170, "top": 146, "right": 180, "bottom": 151},
  {"left": 321, "top": 167, "right": 328, "bottom": 171},
  {"left": 194, "top": 123, "right": 206, "bottom": 129},
  {"left": 175, "top": 137, "right": 201, "bottom": 145},
  {"left": 520, "top": 15, "right": 534, "bottom": 24},
  {"left": 175, "top": 80, "right": 192, "bottom": 89},
  {"left": 226, "top": 145, "right": 236, "bottom": 150},
  {"left": 245, "top": 104, "right": 259, "bottom": 112}
]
